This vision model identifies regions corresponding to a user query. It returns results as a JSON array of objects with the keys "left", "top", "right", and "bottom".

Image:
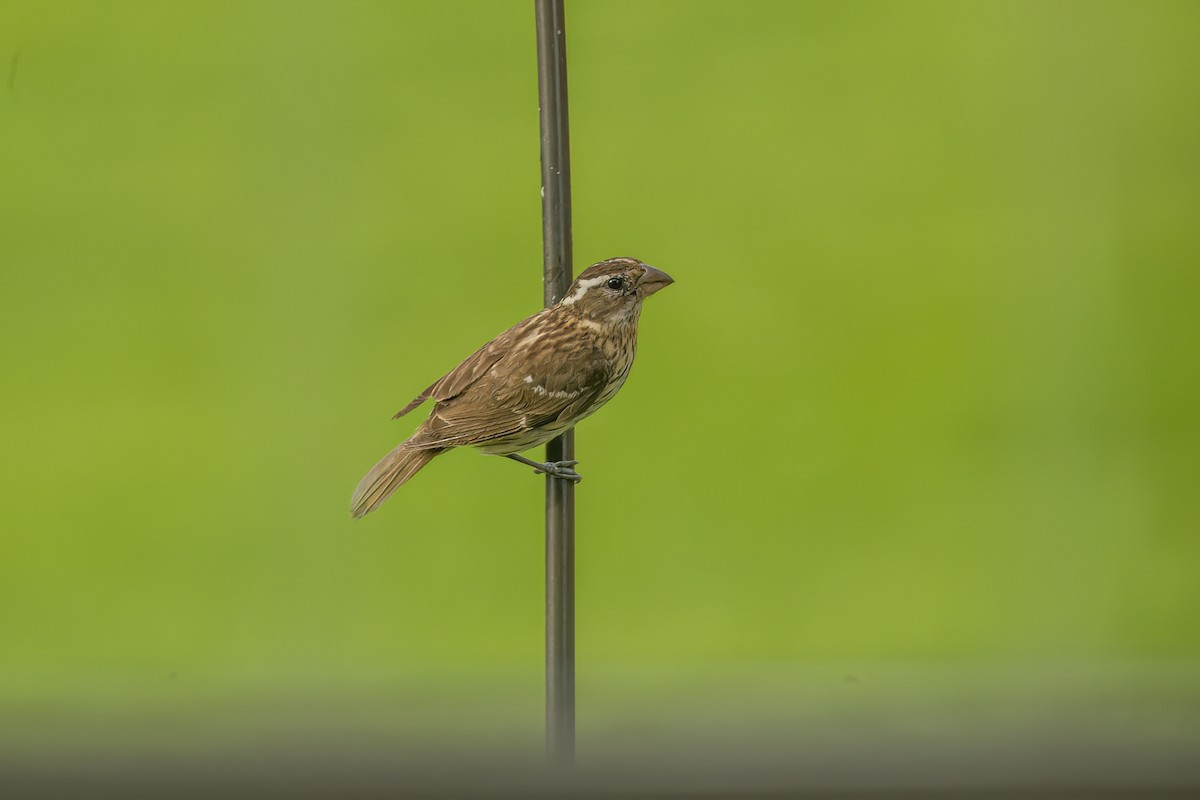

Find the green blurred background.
[{"left": 2, "top": 0, "right": 1198, "bottom": 778}]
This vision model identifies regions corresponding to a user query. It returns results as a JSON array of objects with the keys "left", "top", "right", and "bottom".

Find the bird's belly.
[
  {"left": 476, "top": 424, "right": 571, "bottom": 455},
  {"left": 592, "top": 367, "right": 630, "bottom": 408}
]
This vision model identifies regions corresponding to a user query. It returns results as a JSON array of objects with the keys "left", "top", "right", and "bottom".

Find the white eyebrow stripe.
[{"left": 558, "top": 275, "right": 608, "bottom": 306}]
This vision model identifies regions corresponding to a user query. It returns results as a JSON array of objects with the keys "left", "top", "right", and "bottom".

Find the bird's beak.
[{"left": 638, "top": 264, "right": 675, "bottom": 296}]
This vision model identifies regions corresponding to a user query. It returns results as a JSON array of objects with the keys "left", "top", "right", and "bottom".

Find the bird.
[{"left": 350, "top": 256, "right": 674, "bottom": 518}]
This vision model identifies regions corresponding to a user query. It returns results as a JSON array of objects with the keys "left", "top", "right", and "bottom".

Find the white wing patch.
[{"left": 530, "top": 384, "right": 580, "bottom": 400}]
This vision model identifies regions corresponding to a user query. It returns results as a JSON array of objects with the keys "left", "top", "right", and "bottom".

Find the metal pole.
[{"left": 535, "top": 0, "right": 575, "bottom": 767}]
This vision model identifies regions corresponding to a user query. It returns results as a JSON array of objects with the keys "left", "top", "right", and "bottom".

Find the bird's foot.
[
  {"left": 540, "top": 459, "right": 582, "bottom": 483},
  {"left": 506, "top": 454, "right": 583, "bottom": 483}
]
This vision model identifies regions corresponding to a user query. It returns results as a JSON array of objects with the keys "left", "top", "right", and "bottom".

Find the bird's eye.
[{"left": 606, "top": 277, "right": 625, "bottom": 291}]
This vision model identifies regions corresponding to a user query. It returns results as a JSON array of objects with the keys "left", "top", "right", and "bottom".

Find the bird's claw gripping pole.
[{"left": 507, "top": 454, "right": 583, "bottom": 483}]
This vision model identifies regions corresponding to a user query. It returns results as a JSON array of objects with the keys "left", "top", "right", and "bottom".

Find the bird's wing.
[
  {"left": 403, "top": 338, "right": 611, "bottom": 450},
  {"left": 393, "top": 313, "right": 541, "bottom": 419}
]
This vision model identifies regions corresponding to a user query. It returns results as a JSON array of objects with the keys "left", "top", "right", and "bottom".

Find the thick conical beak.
[{"left": 638, "top": 264, "right": 675, "bottom": 296}]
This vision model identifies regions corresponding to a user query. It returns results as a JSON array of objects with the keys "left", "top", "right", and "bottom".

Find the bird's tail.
[{"left": 350, "top": 444, "right": 442, "bottom": 518}]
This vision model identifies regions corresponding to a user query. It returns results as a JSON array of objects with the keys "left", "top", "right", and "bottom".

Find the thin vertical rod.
[{"left": 535, "top": 0, "right": 575, "bottom": 766}]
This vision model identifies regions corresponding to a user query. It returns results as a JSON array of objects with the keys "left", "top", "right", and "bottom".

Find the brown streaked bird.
[{"left": 350, "top": 257, "right": 674, "bottom": 518}]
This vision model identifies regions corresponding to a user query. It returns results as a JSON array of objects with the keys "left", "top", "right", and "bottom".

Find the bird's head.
[{"left": 557, "top": 257, "right": 674, "bottom": 324}]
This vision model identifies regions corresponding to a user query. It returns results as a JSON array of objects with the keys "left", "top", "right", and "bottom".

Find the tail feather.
[{"left": 350, "top": 445, "right": 442, "bottom": 518}]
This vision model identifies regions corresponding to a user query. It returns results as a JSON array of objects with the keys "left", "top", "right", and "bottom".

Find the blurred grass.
[{"left": 0, "top": 0, "right": 1198, "bottom": 753}]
